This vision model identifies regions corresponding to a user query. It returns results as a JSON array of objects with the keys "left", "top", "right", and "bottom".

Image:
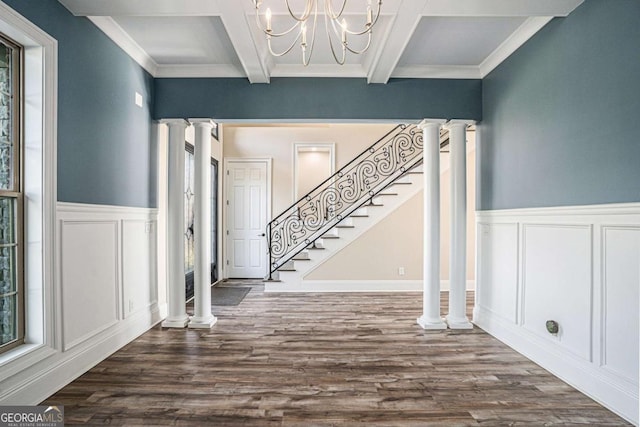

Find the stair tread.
[
  {"left": 277, "top": 268, "right": 297, "bottom": 272},
  {"left": 390, "top": 181, "right": 412, "bottom": 185},
  {"left": 308, "top": 247, "right": 325, "bottom": 250},
  {"left": 336, "top": 225, "right": 355, "bottom": 228},
  {"left": 350, "top": 214, "right": 369, "bottom": 217},
  {"left": 322, "top": 235, "right": 340, "bottom": 239},
  {"left": 379, "top": 192, "right": 398, "bottom": 196}
]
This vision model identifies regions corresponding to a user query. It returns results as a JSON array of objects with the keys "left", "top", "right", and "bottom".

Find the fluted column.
[
  {"left": 188, "top": 119, "right": 217, "bottom": 329},
  {"left": 161, "top": 119, "right": 190, "bottom": 328},
  {"left": 445, "top": 120, "right": 475, "bottom": 329},
  {"left": 417, "top": 119, "right": 447, "bottom": 330}
]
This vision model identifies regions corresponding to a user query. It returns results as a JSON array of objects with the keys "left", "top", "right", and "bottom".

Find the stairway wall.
[
  {"left": 223, "top": 123, "right": 396, "bottom": 214},
  {"left": 305, "top": 149, "right": 476, "bottom": 283}
]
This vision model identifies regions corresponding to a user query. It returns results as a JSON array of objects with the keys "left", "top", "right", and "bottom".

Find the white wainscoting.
[
  {"left": 0, "top": 202, "right": 160, "bottom": 405},
  {"left": 475, "top": 203, "right": 640, "bottom": 425}
]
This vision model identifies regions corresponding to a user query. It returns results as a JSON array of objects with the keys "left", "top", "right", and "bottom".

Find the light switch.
[{"left": 135, "top": 92, "right": 143, "bottom": 108}]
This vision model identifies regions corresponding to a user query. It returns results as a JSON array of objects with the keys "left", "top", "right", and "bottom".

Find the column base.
[
  {"left": 417, "top": 316, "right": 447, "bottom": 330},
  {"left": 188, "top": 315, "right": 218, "bottom": 329},
  {"left": 162, "top": 314, "right": 190, "bottom": 328},
  {"left": 445, "top": 315, "right": 473, "bottom": 330}
]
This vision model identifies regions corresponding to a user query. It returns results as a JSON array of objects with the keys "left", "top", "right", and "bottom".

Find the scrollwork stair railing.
[{"left": 267, "top": 124, "right": 423, "bottom": 278}]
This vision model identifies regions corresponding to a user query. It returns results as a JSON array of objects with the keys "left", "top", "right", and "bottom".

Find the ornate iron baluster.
[{"left": 266, "top": 124, "right": 423, "bottom": 274}]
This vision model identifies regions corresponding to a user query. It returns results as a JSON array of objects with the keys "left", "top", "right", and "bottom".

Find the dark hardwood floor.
[{"left": 44, "top": 281, "right": 630, "bottom": 426}]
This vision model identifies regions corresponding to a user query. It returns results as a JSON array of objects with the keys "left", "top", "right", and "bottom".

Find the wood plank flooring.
[{"left": 43, "top": 281, "right": 630, "bottom": 426}]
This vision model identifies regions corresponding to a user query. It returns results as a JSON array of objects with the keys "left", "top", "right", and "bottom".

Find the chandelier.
[{"left": 252, "top": 0, "right": 383, "bottom": 66}]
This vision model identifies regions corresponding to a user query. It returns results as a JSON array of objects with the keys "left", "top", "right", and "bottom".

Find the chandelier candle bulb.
[
  {"left": 341, "top": 19, "right": 347, "bottom": 43},
  {"left": 266, "top": 8, "right": 272, "bottom": 32},
  {"left": 301, "top": 23, "right": 307, "bottom": 45},
  {"left": 367, "top": 8, "right": 373, "bottom": 26}
]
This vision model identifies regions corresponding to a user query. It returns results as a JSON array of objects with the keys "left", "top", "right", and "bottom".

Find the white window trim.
[{"left": 0, "top": 2, "right": 57, "bottom": 380}]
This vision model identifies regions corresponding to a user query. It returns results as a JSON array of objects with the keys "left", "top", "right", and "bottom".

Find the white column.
[
  {"left": 161, "top": 119, "right": 190, "bottom": 328},
  {"left": 417, "top": 119, "right": 447, "bottom": 330},
  {"left": 445, "top": 120, "right": 475, "bottom": 329},
  {"left": 188, "top": 119, "right": 217, "bottom": 329}
]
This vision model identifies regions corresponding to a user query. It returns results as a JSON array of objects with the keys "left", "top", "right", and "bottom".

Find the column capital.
[
  {"left": 159, "top": 118, "right": 189, "bottom": 129},
  {"left": 188, "top": 118, "right": 217, "bottom": 129},
  {"left": 418, "top": 118, "right": 447, "bottom": 129},
  {"left": 444, "top": 119, "right": 476, "bottom": 130}
]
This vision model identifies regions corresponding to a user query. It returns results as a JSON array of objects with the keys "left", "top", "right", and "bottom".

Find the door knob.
[{"left": 258, "top": 233, "right": 266, "bottom": 237}]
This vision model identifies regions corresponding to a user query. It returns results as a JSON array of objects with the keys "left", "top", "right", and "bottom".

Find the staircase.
[{"left": 265, "top": 124, "right": 439, "bottom": 292}]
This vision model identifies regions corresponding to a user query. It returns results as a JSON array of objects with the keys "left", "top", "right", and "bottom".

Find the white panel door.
[{"left": 226, "top": 161, "right": 268, "bottom": 278}]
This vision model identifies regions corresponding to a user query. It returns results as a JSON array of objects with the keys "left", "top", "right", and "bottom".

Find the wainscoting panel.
[
  {"left": 0, "top": 203, "right": 161, "bottom": 406},
  {"left": 601, "top": 226, "right": 640, "bottom": 385},
  {"left": 475, "top": 203, "right": 640, "bottom": 425},
  {"left": 476, "top": 223, "right": 518, "bottom": 324},
  {"left": 60, "top": 220, "right": 119, "bottom": 351},
  {"left": 122, "top": 219, "right": 158, "bottom": 319},
  {"left": 521, "top": 224, "right": 592, "bottom": 361}
]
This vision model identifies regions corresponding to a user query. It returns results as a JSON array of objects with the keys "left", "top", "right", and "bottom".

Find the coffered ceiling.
[{"left": 57, "top": 0, "right": 583, "bottom": 84}]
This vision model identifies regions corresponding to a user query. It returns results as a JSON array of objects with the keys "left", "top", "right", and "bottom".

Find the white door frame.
[{"left": 222, "top": 157, "right": 272, "bottom": 279}]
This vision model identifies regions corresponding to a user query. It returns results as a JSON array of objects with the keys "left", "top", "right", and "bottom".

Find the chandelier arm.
[
  {"left": 345, "top": 31, "right": 372, "bottom": 54},
  {"left": 325, "top": 0, "right": 348, "bottom": 20},
  {"left": 325, "top": 13, "right": 346, "bottom": 65},
  {"left": 267, "top": 29, "right": 304, "bottom": 57},
  {"left": 340, "top": 1, "right": 383, "bottom": 36},
  {"left": 285, "top": 0, "right": 315, "bottom": 22},
  {"left": 254, "top": 9, "right": 302, "bottom": 37},
  {"left": 302, "top": 3, "right": 319, "bottom": 66}
]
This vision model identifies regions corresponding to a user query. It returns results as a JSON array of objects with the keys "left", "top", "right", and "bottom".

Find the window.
[
  {"left": 184, "top": 142, "right": 219, "bottom": 301},
  {"left": 0, "top": 33, "right": 23, "bottom": 354},
  {"left": 184, "top": 143, "right": 195, "bottom": 300}
]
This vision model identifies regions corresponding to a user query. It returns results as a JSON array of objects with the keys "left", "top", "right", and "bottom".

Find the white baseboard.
[
  {"left": 474, "top": 306, "right": 638, "bottom": 425},
  {"left": 265, "top": 279, "right": 476, "bottom": 293},
  {"left": 3, "top": 303, "right": 162, "bottom": 405}
]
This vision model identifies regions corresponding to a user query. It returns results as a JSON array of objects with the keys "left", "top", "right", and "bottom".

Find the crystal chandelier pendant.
[{"left": 252, "top": 0, "right": 382, "bottom": 66}]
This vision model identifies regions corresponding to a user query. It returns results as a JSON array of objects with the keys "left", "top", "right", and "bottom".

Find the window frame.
[
  {"left": 0, "top": 32, "right": 24, "bottom": 354},
  {"left": 0, "top": 0, "right": 57, "bottom": 382}
]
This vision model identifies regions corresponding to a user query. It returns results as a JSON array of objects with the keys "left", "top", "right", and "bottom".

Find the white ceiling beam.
[
  {"left": 367, "top": 0, "right": 425, "bottom": 84},
  {"left": 422, "top": 0, "right": 584, "bottom": 17},
  {"left": 270, "top": 64, "right": 367, "bottom": 79},
  {"left": 155, "top": 64, "right": 246, "bottom": 79},
  {"left": 392, "top": 65, "right": 481, "bottom": 79},
  {"left": 58, "top": 0, "right": 222, "bottom": 16},
  {"left": 216, "top": 2, "right": 270, "bottom": 83}
]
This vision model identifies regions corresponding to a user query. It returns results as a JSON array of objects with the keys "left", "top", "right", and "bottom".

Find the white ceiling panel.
[
  {"left": 398, "top": 17, "right": 527, "bottom": 67},
  {"left": 113, "top": 16, "right": 241, "bottom": 66}
]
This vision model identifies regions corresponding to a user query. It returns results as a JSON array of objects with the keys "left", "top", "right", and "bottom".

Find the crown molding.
[{"left": 88, "top": 16, "right": 158, "bottom": 76}]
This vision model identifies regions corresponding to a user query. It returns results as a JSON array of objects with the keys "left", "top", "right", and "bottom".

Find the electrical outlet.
[
  {"left": 398, "top": 267, "right": 405, "bottom": 276},
  {"left": 135, "top": 91, "right": 143, "bottom": 107}
]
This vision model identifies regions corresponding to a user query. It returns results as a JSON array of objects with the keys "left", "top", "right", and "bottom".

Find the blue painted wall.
[
  {"left": 154, "top": 77, "right": 482, "bottom": 122},
  {"left": 479, "top": 0, "right": 640, "bottom": 210},
  {"left": 3, "top": 0, "right": 156, "bottom": 208}
]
